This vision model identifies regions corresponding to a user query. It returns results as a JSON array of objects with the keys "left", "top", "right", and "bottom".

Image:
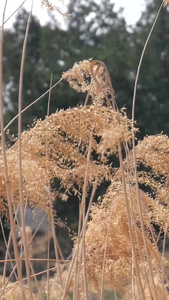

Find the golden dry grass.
[
  {"left": 0, "top": 59, "right": 169, "bottom": 300},
  {"left": 0, "top": 105, "right": 133, "bottom": 213}
]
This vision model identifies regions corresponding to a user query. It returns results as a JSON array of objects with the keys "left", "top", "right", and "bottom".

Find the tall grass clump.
[{"left": 0, "top": 0, "right": 169, "bottom": 299}]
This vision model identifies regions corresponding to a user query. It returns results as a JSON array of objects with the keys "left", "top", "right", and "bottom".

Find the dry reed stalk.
[
  {"left": 17, "top": 2, "right": 34, "bottom": 298},
  {"left": 0, "top": 258, "right": 63, "bottom": 263},
  {"left": 62, "top": 179, "right": 98, "bottom": 300},
  {"left": 47, "top": 225, "right": 51, "bottom": 300},
  {"left": 0, "top": 2, "right": 25, "bottom": 298},
  {"left": 0, "top": 6, "right": 169, "bottom": 295},
  {"left": 132, "top": 136, "right": 169, "bottom": 291},
  {"left": 44, "top": 105, "right": 64, "bottom": 288},
  {"left": 0, "top": 265, "right": 58, "bottom": 296},
  {"left": 0, "top": 0, "right": 27, "bottom": 29},
  {"left": 1, "top": 207, "right": 50, "bottom": 297},
  {"left": 17, "top": 226, "right": 43, "bottom": 297},
  {"left": 47, "top": 73, "right": 53, "bottom": 117},
  {"left": 48, "top": 186, "right": 63, "bottom": 288},
  {"left": 2, "top": 77, "right": 63, "bottom": 134},
  {"left": 0, "top": 218, "right": 18, "bottom": 283},
  {"left": 73, "top": 132, "right": 92, "bottom": 299},
  {"left": 131, "top": 2, "right": 164, "bottom": 299},
  {"left": 123, "top": 143, "right": 155, "bottom": 298},
  {"left": 118, "top": 145, "right": 145, "bottom": 300}
]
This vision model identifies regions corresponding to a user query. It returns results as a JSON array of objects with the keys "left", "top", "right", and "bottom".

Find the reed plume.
[
  {"left": 83, "top": 134, "right": 169, "bottom": 298},
  {"left": 164, "top": 0, "right": 169, "bottom": 7},
  {"left": 1, "top": 59, "right": 169, "bottom": 299}
]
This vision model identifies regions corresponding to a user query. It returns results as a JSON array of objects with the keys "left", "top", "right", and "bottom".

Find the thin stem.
[
  {"left": 48, "top": 187, "right": 63, "bottom": 288},
  {"left": 62, "top": 178, "right": 98, "bottom": 300},
  {"left": 17, "top": 2, "right": 34, "bottom": 298},
  {"left": 47, "top": 225, "right": 51, "bottom": 300},
  {"left": 131, "top": 3, "right": 163, "bottom": 299},
  {"left": 0, "top": 218, "right": 18, "bottom": 282},
  {"left": 0, "top": 265, "right": 63, "bottom": 291},
  {"left": 1, "top": 78, "right": 63, "bottom": 135},
  {"left": 73, "top": 132, "right": 93, "bottom": 300},
  {"left": 114, "top": 289, "right": 118, "bottom": 300},
  {"left": 118, "top": 144, "right": 145, "bottom": 300},
  {"left": 0, "top": 1, "right": 27, "bottom": 29},
  {"left": 0, "top": 2, "right": 25, "bottom": 299},
  {"left": 132, "top": 1, "right": 163, "bottom": 123},
  {"left": 124, "top": 142, "right": 152, "bottom": 296},
  {"left": 131, "top": 252, "right": 136, "bottom": 300},
  {"left": 100, "top": 216, "right": 111, "bottom": 300},
  {"left": 47, "top": 73, "right": 53, "bottom": 117}
]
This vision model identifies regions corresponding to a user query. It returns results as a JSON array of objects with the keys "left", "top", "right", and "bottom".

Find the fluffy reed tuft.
[
  {"left": 0, "top": 105, "right": 131, "bottom": 212},
  {"left": 164, "top": 0, "right": 169, "bottom": 7},
  {"left": 0, "top": 56, "right": 132, "bottom": 214},
  {"left": 0, "top": 279, "right": 37, "bottom": 300},
  {"left": 1, "top": 59, "right": 169, "bottom": 299},
  {"left": 123, "top": 274, "right": 169, "bottom": 300},
  {"left": 83, "top": 134, "right": 169, "bottom": 298},
  {"left": 62, "top": 59, "right": 115, "bottom": 106}
]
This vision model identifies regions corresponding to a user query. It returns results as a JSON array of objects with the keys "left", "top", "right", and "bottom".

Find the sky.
[{"left": 0, "top": 0, "right": 146, "bottom": 29}]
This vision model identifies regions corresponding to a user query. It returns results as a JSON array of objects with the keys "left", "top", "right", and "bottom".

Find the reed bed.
[{"left": 0, "top": 1, "right": 169, "bottom": 299}]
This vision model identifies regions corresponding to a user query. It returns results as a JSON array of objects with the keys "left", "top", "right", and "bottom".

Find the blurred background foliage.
[
  {"left": 3, "top": 0, "right": 169, "bottom": 137},
  {"left": 2, "top": 0, "right": 169, "bottom": 259}
]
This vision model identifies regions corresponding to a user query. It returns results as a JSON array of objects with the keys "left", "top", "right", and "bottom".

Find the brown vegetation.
[{"left": 0, "top": 4, "right": 169, "bottom": 295}]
